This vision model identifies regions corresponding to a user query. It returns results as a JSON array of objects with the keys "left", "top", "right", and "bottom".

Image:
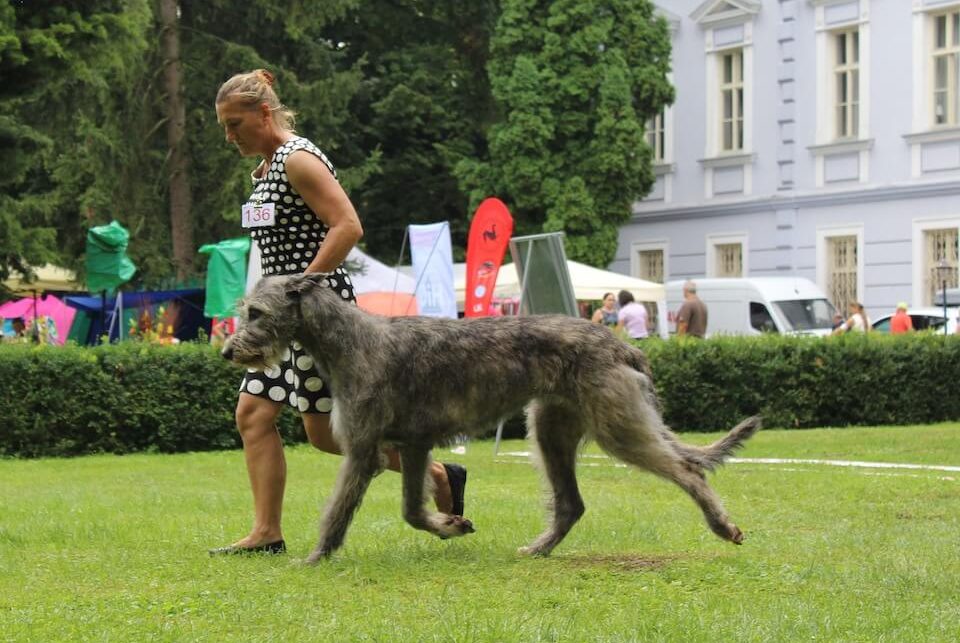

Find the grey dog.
[{"left": 223, "top": 274, "right": 761, "bottom": 563}]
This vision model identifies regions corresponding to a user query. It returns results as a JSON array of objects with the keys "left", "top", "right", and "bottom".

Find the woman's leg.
[
  {"left": 302, "top": 413, "right": 455, "bottom": 513},
  {"left": 231, "top": 393, "right": 286, "bottom": 547}
]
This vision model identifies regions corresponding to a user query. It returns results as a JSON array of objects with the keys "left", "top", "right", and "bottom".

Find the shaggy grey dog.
[{"left": 223, "top": 274, "right": 761, "bottom": 563}]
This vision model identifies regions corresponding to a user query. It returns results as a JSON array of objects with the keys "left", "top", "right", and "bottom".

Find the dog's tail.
[{"left": 669, "top": 416, "right": 762, "bottom": 472}]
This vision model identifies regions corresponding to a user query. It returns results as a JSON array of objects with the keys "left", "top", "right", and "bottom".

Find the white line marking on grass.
[
  {"left": 497, "top": 451, "right": 960, "bottom": 474},
  {"left": 728, "top": 457, "right": 960, "bottom": 473}
]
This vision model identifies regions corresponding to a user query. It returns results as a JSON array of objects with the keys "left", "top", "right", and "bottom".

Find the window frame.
[
  {"left": 931, "top": 9, "right": 960, "bottom": 127},
  {"left": 705, "top": 232, "right": 748, "bottom": 278},
  {"left": 816, "top": 224, "right": 865, "bottom": 310}
]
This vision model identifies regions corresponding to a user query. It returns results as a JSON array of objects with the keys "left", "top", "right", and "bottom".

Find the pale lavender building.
[{"left": 613, "top": 0, "right": 960, "bottom": 316}]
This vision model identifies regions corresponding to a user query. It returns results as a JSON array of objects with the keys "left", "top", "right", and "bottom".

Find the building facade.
[{"left": 613, "top": 0, "right": 960, "bottom": 318}]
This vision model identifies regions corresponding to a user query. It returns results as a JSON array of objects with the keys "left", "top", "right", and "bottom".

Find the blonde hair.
[{"left": 215, "top": 69, "right": 296, "bottom": 131}]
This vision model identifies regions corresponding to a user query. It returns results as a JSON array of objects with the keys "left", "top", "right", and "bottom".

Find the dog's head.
[{"left": 221, "top": 273, "right": 325, "bottom": 368}]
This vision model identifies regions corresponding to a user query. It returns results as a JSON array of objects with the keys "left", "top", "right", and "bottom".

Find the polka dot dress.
[{"left": 239, "top": 136, "right": 356, "bottom": 414}]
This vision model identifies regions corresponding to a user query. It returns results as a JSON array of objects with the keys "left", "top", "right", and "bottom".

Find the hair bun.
[{"left": 256, "top": 69, "right": 275, "bottom": 87}]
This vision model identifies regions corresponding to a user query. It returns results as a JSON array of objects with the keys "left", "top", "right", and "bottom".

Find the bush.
[
  {"left": 642, "top": 332, "right": 960, "bottom": 431},
  {"left": 2, "top": 332, "right": 960, "bottom": 457},
  {"left": 0, "top": 341, "right": 304, "bottom": 457}
]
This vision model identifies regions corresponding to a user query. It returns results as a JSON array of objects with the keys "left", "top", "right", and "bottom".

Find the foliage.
[
  {"left": 0, "top": 0, "right": 154, "bottom": 283},
  {"left": 1, "top": 426, "right": 960, "bottom": 640},
  {"left": 456, "top": 0, "right": 673, "bottom": 266},
  {"left": 1, "top": 0, "right": 369, "bottom": 288},
  {"left": 642, "top": 332, "right": 960, "bottom": 431},
  {"left": 4, "top": 333, "right": 960, "bottom": 457},
  {"left": 0, "top": 341, "right": 304, "bottom": 457},
  {"left": 325, "top": 0, "right": 500, "bottom": 261}
]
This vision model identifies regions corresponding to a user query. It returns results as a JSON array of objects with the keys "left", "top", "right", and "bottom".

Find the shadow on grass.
[{"left": 554, "top": 552, "right": 685, "bottom": 572}]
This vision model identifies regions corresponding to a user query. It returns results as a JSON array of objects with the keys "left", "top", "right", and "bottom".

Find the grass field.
[{"left": 2, "top": 423, "right": 959, "bottom": 642}]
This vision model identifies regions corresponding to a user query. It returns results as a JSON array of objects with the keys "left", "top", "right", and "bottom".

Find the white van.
[{"left": 665, "top": 277, "right": 838, "bottom": 337}]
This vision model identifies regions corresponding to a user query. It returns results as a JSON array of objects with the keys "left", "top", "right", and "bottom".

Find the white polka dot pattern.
[
  {"left": 247, "top": 137, "right": 339, "bottom": 277},
  {"left": 238, "top": 136, "right": 355, "bottom": 414}
]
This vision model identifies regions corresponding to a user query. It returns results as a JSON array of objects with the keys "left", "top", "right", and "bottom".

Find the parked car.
[
  {"left": 870, "top": 307, "right": 959, "bottom": 334},
  {"left": 665, "top": 277, "right": 838, "bottom": 337}
]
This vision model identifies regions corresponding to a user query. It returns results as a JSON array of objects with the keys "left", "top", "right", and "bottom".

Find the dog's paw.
[
  {"left": 516, "top": 545, "right": 551, "bottom": 557},
  {"left": 303, "top": 548, "right": 333, "bottom": 565},
  {"left": 729, "top": 525, "right": 744, "bottom": 544},
  {"left": 436, "top": 514, "right": 475, "bottom": 539}
]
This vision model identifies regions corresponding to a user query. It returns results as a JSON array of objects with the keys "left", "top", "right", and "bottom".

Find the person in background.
[
  {"left": 11, "top": 317, "right": 26, "bottom": 339},
  {"left": 615, "top": 290, "right": 649, "bottom": 340},
  {"left": 834, "top": 301, "right": 870, "bottom": 334},
  {"left": 831, "top": 312, "right": 845, "bottom": 331},
  {"left": 676, "top": 280, "right": 708, "bottom": 338},
  {"left": 889, "top": 302, "right": 914, "bottom": 334},
  {"left": 591, "top": 292, "right": 618, "bottom": 327}
]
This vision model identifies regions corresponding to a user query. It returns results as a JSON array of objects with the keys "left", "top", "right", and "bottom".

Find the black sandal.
[{"left": 442, "top": 463, "right": 467, "bottom": 516}]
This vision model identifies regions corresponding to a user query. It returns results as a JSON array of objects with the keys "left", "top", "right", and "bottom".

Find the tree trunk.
[{"left": 159, "top": 0, "right": 193, "bottom": 282}]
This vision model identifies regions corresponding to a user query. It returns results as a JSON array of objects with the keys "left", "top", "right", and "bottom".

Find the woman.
[
  {"left": 615, "top": 290, "right": 649, "bottom": 340},
  {"left": 210, "top": 70, "right": 465, "bottom": 555},
  {"left": 591, "top": 292, "right": 618, "bottom": 327},
  {"left": 834, "top": 301, "right": 870, "bottom": 334}
]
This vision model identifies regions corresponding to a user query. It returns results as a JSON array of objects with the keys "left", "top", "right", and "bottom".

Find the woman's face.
[
  {"left": 215, "top": 97, "right": 268, "bottom": 157},
  {"left": 604, "top": 294, "right": 616, "bottom": 308}
]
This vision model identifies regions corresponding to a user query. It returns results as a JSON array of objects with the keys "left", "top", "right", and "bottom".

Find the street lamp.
[{"left": 935, "top": 259, "right": 952, "bottom": 336}]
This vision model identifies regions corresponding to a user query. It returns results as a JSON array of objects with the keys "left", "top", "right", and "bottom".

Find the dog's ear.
[{"left": 284, "top": 272, "right": 329, "bottom": 301}]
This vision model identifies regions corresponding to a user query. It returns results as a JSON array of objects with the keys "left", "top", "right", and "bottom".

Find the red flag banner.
[{"left": 465, "top": 198, "right": 514, "bottom": 317}]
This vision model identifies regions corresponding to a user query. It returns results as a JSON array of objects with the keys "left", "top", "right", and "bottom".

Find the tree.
[
  {"left": 159, "top": 0, "right": 193, "bottom": 282},
  {"left": 0, "top": 0, "right": 372, "bottom": 289},
  {"left": 0, "top": 0, "right": 154, "bottom": 285},
  {"left": 326, "top": 0, "right": 499, "bottom": 261},
  {"left": 456, "top": 0, "right": 673, "bottom": 267}
]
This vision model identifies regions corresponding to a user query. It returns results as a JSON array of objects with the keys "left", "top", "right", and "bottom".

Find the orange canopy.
[{"left": 356, "top": 292, "right": 419, "bottom": 317}]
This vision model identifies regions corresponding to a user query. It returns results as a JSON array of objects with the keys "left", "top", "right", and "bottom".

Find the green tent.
[
  {"left": 199, "top": 237, "right": 251, "bottom": 318},
  {"left": 85, "top": 221, "right": 136, "bottom": 293}
]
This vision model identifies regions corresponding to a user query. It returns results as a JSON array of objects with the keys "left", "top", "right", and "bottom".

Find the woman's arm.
[{"left": 285, "top": 150, "right": 363, "bottom": 273}]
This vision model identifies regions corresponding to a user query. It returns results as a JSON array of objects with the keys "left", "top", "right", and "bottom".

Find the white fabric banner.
[{"left": 409, "top": 222, "right": 457, "bottom": 318}]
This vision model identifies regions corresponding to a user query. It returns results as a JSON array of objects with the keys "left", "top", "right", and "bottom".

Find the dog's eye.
[{"left": 248, "top": 307, "right": 263, "bottom": 321}]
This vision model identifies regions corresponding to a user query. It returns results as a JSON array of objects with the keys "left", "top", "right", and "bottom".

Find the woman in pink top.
[{"left": 616, "top": 290, "right": 649, "bottom": 339}]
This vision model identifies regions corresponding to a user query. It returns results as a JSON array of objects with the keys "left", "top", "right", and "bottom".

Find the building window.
[
  {"left": 924, "top": 228, "right": 959, "bottom": 304},
  {"left": 646, "top": 110, "right": 666, "bottom": 163},
  {"left": 715, "top": 242, "right": 743, "bottom": 277},
  {"left": 932, "top": 11, "right": 960, "bottom": 126},
  {"left": 638, "top": 248, "right": 664, "bottom": 283},
  {"left": 834, "top": 29, "right": 859, "bottom": 139},
  {"left": 827, "top": 235, "right": 858, "bottom": 313},
  {"left": 719, "top": 49, "right": 744, "bottom": 152}
]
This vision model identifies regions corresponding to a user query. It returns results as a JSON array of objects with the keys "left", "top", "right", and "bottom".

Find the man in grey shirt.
[{"left": 677, "top": 280, "right": 708, "bottom": 338}]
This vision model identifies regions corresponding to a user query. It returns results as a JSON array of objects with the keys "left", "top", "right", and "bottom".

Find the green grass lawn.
[{"left": 2, "top": 423, "right": 959, "bottom": 642}]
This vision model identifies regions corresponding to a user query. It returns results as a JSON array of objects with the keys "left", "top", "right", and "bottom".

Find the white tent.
[
  {"left": 245, "top": 245, "right": 416, "bottom": 295},
  {"left": 345, "top": 247, "right": 416, "bottom": 295},
  {"left": 454, "top": 260, "right": 665, "bottom": 303},
  {"left": 2, "top": 264, "right": 81, "bottom": 294}
]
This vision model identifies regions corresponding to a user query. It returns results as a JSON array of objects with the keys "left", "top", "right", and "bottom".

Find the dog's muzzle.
[{"left": 221, "top": 337, "right": 235, "bottom": 361}]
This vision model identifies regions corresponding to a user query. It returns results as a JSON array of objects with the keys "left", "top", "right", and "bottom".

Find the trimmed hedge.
[
  {"left": 1, "top": 332, "right": 959, "bottom": 457},
  {"left": 642, "top": 332, "right": 960, "bottom": 431},
  {"left": 0, "top": 341, "right": 304, "bottom": 457}
]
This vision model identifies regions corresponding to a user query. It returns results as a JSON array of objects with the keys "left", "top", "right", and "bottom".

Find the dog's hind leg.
[
  {"left": 398, "top": 446, "right": 475, "bottom": 539},
  {"left": 519, "top": 401, "right": 586, "bottom": 557},
  {"left": 305, "top": 441, "right": 381, "bottom": 564},
  {"left": 593, "top": 391, "right": 745, "bottom": 544}
]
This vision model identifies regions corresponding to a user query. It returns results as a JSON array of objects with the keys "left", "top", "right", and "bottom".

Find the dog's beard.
[{"left": 224, "top": 334, "right": 286, "bottom": 371}]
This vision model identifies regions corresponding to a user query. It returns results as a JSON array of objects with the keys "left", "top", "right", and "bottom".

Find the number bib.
[{"left": 241, "top": 202, "right": 276, "bottom": 228}]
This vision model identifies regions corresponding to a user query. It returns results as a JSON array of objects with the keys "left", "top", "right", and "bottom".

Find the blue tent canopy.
[{"left": 65, "top": 288, "right": 209, "bottom": 344}]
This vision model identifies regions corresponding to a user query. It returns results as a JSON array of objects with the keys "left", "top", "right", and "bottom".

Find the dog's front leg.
[
  {"left": 398, "top": 447, "right": 475, "bottom": 539},
  {"left": 305, "top": 443, "right": 381, "bottom": 564}
]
